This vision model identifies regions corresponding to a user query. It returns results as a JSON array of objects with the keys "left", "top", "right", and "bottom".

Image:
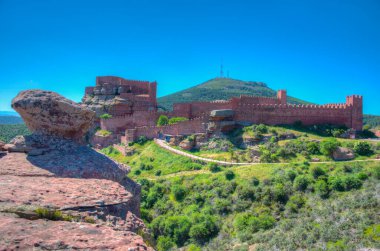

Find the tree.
[
  {"left": 157, "top": 115, "right": 169, "bottom": 126},
  {"left": 353, "top": 141, "right": 372, "bottom": 156}
]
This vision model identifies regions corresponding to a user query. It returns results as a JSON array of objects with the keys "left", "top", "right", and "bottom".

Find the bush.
[
  {"left": 314, "top": 180, "right": 330, "bottom": 198},
  {"left": 307, "top": 141, "right": 320, "bottom": 155},
  {"left": 168, "top": 117, "right": 188, "bottom": 125},
  {"left": 99, "top": 113, "right": 112, "bottom": 119},
  {"left": 234, "top": 213, "right": 275, "bottom": 238},
  {"left": 172, "top": 185, "right": 187, "bottom": 201},
  {"left": 156, "top": 236, "right": 176, "bottom": 251},
  {"left": 136, "top": 136, "right": 148, "bottom": 145},
  {"left": 320, "top": 138, "right": 340, "bottom": 156},
  {"left": 96, "top": 129, "right": 112, "bottom": 137},
  {"left": 151, "top": 215, "right": 191, "bottom": 246},
  {"left": 343, "top": 175, "right": 362, "bottom": 190},
  {"left": 293, "top": 175, "right": 311, "bottom": 191},
  {"left": 157, "top": 115, "right": 169, "bottom": 126},
  {"left": 208, "top": 163, "right": 221, "bottom": 173},
  {"left": 189, "top": 215, "right": 219, "bottom": 244},
  {"left": 328, "top": 176, "right": 346, "bottom": 191},
  {"left": 225, "top": 170, "right": 235, "bottom": 180},
  {"left": 353, "top": 141, "right": 372, "bottom": 156},
  {"left": 251, "top": 177, "right": 260, "bottom": 186},
  {"left": 273, "top": 184, "right": 288, "bottom": 203},
  {"left": 155, "top": 170, "right": 162, "bottom": 176},
  {"left": 311, "top": 166, "right": 326, "bottom": 179}
]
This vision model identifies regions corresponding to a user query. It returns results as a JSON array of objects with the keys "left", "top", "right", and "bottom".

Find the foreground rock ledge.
[
  {"left": 0, "top": 152, "right": 152, "bottom": 250},
  {"left": 11, "top": 89, "right": 95, "bottom": 140}
]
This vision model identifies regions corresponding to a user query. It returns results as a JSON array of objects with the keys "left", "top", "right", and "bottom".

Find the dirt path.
[{"left": 154, "top": 139, "right": 380, "bottom": 166}]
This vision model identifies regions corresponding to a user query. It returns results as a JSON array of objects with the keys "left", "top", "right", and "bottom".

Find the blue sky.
[{"left": 0, "top": 0, "right": 379, "bottom": 114}]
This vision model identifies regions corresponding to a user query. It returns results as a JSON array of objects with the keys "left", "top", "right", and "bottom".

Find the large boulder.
[
  {"left": 12, "top": 90, "right": 95, "bottom": 140},
  {"left": 332, "top": 147, "right": 355, "bottom": 161}
]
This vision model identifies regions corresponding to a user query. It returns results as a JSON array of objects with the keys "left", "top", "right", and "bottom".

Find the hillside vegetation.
[
  {"left": 0, "top": 124, "right": 30, "bottom": 143},
  {"left": 102, "top": 125, "right": 380, "bottom": 251},
  {"left": 157, "top": 78, "right": 310, "bottom": 110},
  {"left": 364, "top": 114, "right": 380, "bottom": 129}
]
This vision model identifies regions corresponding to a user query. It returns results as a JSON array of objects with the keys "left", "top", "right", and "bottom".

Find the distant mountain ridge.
[
  {"left": 157, "top": 77, "right": 310, "bottom": 111},
  {"left": 0, "top": 116, "right": 23, "bottom": 125},
  {"left": 0, "top": 111, "right": 19, "bottom": 117}
]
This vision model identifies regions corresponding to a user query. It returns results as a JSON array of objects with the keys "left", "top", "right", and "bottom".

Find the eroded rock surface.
[
  {"left": 333, "top": 147, "right": 355, "bottom": 161},
  {"left": 0, "top": 152, "right": 152, "bottom": 250},
  {"left": 11, "top": 89, "right": 95, "bottom": 140},
  {"left": 0, "top": 213, "right": 150, "bottom": 250}
]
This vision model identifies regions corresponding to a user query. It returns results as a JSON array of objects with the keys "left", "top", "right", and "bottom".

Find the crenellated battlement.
[{"left": 87, "top": 76, "right": 363, "bottom": 146}]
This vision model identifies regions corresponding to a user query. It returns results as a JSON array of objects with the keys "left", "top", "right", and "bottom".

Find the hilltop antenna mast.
[{"left": 220, "top": 59, "right": 224, "bottom": 78}]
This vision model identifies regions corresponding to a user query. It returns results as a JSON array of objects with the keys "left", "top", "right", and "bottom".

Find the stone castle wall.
[
  {"left": 171, "top": 92, "right": 363, "bottom": 131},
  {"left": 90, "top": 76, "right": 363, "bottom": 145},
  {"left": 124, "top": 117, "right": 207, "bottom": 142}
]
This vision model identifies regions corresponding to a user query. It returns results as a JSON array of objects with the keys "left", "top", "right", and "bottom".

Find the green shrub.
[
  {"left": 99, "top": 113, "right": 112, "bottom": 119},
  {"left": 328, "top": 176, "right": 346, "bottom": 191},
  {"left": 156, "top": 236, "right": 176, "bottom": 251},
  {"left": 136, "top": 136, "right": 148, "bottom": 145},
  {"left": 96, "top": 129, "right": 112, "bottom": 137},
  {"left": 189, "top": 215, "right": 219, "bottom": 244},
  {"left": 353, "top": 141, "right": 372, "bottom": 156},
  {"left": 293, "top": 175, "right": 311, "bottom": 191},
  {"left": 307, "top": 141, "right": 320, "bottom": 155},
  {"left": 157, "top": 115, "right": 169, "bottom": 126},
  {"left": 234, "top": 213, "right": 275, "bottom": 239},
  {"left": 343, "top": 175, "right": 362, "bottom": 190},
  {"left": 225, "top": 170, "right": 235, "bottom": 180},
  {"left": 251, "top": 177, "right": 260, "bottom": 186},
  {"left": 314, "top": 179, "right": 330, "bottom": 198},
  {"left": 320, "top": 138, "right": 340, "bottom": 156},
  {"left": 273, "top": 184, "right": 288, "bottom": 203},
  {"left": 168, "top": 117, "right": 188, "bottom": 124},
  {"left": 208, "top": 163, "right": 221, "bottom": 173},
  {"left": 311, "top": 166, "right": 326, "bottom": 179},
  {"left": 172, "top": 185, "right": 187, "bottom": 201},
  {"left": 155, "top": 170, "right": 162, "bottom": 176}
]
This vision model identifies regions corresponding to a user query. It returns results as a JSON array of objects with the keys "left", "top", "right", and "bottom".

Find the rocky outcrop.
[
  {"left": 0, "top": 90, "right": 153, "bottom": 250},
  {"left": 11, "top": 89, "right": 95, "bottom": 140},
  {"left": 179, "top": 138, "right": 195, "bottom": 150},
  {"left": 0, "top": 151, "right": 153, "bottom": 250},
  {"left": 333, "top": 147, "right": 355, "bottom": 161}
]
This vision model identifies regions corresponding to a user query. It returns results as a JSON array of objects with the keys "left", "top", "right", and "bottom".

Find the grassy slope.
[
  {"left": 102, "top": 130, "right": 380, "bottom": 250},
  {"left": 157, "top": 78, "right": 310, "bottom": 110}
]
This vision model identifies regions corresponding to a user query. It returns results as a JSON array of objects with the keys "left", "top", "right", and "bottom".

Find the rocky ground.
[
  {"left": 0, "top": 89, "right": 154, "bottom": 250},
  {"left": 0, "top": 150, "right": 153, "bottom": 250}
]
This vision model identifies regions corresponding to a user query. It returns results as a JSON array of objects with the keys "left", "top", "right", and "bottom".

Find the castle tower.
[
  {"left": 277, "top": 90, "right": 287, "bottom": 105},
  {"left": 346, "top": 95, "right": 363, "bottom": 131}
]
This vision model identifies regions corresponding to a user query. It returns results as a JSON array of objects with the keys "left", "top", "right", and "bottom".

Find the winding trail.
[{"left": 154, "top": 139, "right": 380, "bottom": 166}]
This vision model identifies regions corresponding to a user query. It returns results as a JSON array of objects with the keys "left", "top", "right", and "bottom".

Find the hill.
[
  {"left": 363, "top": 114, "right": 380, "bottom": 129},
  {"left": 157, "top": 78, "right": 310, "bottom": 110},
  {"left": 0, "top": 116, "right": 24, "bottom": 124}
]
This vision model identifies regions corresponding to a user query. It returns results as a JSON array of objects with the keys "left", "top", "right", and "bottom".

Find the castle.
[{"left": 83, "top": 76, "right": 363, "bottom": 147}]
